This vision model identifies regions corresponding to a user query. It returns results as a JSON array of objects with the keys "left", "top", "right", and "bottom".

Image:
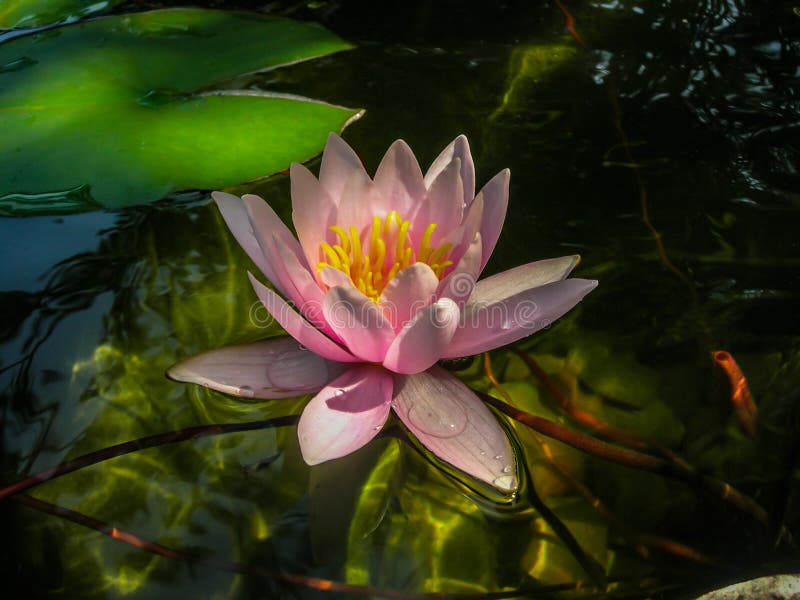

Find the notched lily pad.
[{"left": 0, "top": 8, "right": 362, "bottom": 215}]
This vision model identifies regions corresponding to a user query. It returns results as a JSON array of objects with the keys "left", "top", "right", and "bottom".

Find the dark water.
[{"left": 2, "top": 0, "right": 800, "bottom": 598}]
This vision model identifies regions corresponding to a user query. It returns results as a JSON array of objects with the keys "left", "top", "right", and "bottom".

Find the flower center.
[{"left": 317, "top": 211, "right": 453, "bottom": 302}]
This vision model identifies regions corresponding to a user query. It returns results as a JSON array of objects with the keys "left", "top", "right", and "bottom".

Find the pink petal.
[
  {"left": 319, "top": 133, "right": 368, "bottom": 203},
  {"left": 392, "top": 367, "right": 517, "bottom": 491},
  {"left": 439, "top": 192, "right": 484, "bottom": 270},
  {"left": 468, "top": 255, "right": 581, "bottom": 305},
  {"left": 322, "top": 284, "right": 394, "bottom": 362},
  {"left": 298, "top": 366, "right": 393, "bottom": 465},
  {"left": 167, "top": 337, "right": 343, "bottom": 399},
  {"left": 476, "top": 169, "right": 510, "bottom": 272},
  {"left": 410, "top": 157, "right": 464, "bottom": 247},
  {"left": 424, "top": 135, "right": 475, "bottom": 205},
  {"left": 248, "top": 272, "right": 359, "bottom": 363},
  {"left": 436, "top": 232, "right": 482, "bottom": 308},
  {"left": 442, "top": 278, "right": 598, "bottom": 359},
  {"left": 382, "top": 298, "right": 460, "bottom": 374},
  {"left": 373, "top": 139, "right": 426, "bottom": 217},
  {"left": 242, "top": 193, "right": 305, "bottom": 261},
  {"left": 225, "top": 193, "right": 305, "bottom": 303},
  {"left": 267, "top": 233, "right": 342, "bottom": 339},
  {"left": 335, "top": 166, "right": 379, "bottom": 232},
  {"left": 379, "top": 263, "right": 439, "bottom": 331},
  {"left": 212, "top": 191, "right": 279, "bottom": 287},
  {"left": 241, "top": 195, "right": 326, "bottom": 316},
  {"left": 267, "top": 232, "right": 322, "bottom": 306},
  {"left": 290, "top": 162, "right": 336, "bottom": 274},
  {"left": 319, "top": 266, "right": 353, "bottom": 289}
]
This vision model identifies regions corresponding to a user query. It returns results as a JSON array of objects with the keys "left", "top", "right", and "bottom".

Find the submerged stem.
[
  {"left": 12, "top": 493, "right": 584, "bottom": 600},
  {"left": 484, "top": 353, "right": 727, "bottom": 569},
  {"left": 0, "top": 416, "right": 298, "bottom": 500},
  {"left": 479, "top": 391, "right": 769, "bottom": 527}
]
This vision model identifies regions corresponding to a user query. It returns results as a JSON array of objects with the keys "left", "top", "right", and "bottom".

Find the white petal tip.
[
  {"left": 491, "top": 474, "right": 518, "bottom": 492},
  {"left": 166, "top": 363, "right": 259, "bottom": 399},
  {"left": 389, "top": 138, "right": 411, "bottom": 150},
  {"left": 164, "top": 365, "right": 183, "bottom": 383},
  {"left": 211, "top": 190, "right": 239, "bottom": 204},
  {"left": 300, "top": 448, "right": 324, "bottom": 466}
]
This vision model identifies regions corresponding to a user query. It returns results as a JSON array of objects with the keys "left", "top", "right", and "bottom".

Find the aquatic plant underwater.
[{"left": 2, "top": 1, "right": 800, "bottom": 598}]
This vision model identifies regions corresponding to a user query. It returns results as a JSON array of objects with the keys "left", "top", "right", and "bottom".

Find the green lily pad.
[
  {"left": 0, "top": 9, "right": 361, "bottom": 215},
  {"left": 0, "top": 0, "right": 125, "bottom": 29}
]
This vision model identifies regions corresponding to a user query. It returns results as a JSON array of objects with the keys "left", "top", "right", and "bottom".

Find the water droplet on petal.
[
  {"left": 494, "top": 454, "right": 503, "bottom": 460},
  {"left": 480, "top": 451, "right": 486, "bottom": 456},
  {"left": 502, "top": 465, "right": 512, "bottom": 474},
  {"left": 406, "top": 399, "right": 467, "bottom": 439},
  {"left": 333, "top": 388, "right": 345, "bottom": 397},
  {"left": 492, "top": 475, "right": 517, "bottom": 490}
]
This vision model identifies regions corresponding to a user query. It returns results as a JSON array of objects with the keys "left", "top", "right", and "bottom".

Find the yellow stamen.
[
  {"left": 385, "top": 262, "right": 401, "bottom": 283},
  {"left": 316, "top": 211, "right": 455, "bottom": 303},
  {"left": 418, "top": 223, "right": 437, "bottom": 263},
  {"left": 395, "top": 220, "right": 409, "bottom": 266},
  {"left": 329, "top": 225, "right": 350, "bottom": 254},
  {"left": 320, "top": 243, "right": 341, "bottom": 269},
  {"left": 350, "top": 226, "right": 363, "bottom": 275},
  {"left": 428, "top": 242, "right": 453, "bottom": 265}
]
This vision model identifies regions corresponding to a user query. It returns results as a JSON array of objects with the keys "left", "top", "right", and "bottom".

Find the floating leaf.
[
  {"left": 0, "top": 0, "right": 124, "bottom": 29},
  {"left": 0, "top": 9, "right": 361, "bottom": 215}
]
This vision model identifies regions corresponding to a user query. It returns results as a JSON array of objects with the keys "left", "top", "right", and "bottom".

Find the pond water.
[{"left": 2, "top": 0, "right": 800, "bottom": 598}]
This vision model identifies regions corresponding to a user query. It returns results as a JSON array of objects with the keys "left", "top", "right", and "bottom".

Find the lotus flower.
[{"left": 168, "top": 134, "right": 597, "bottom": 491}]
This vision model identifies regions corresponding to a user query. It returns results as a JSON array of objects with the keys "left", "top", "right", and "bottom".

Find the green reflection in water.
[{"left": 11, "top": 199, "right": 310, "bottom": 597}]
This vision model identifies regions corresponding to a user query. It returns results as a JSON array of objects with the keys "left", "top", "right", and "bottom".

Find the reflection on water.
[{"left": 2, "top": 0, "right": 800, "bottom": 598}]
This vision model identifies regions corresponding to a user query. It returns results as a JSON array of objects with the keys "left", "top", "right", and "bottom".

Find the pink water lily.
[{"left": 168, "top": 134, "right": 597, "bottom": 491}]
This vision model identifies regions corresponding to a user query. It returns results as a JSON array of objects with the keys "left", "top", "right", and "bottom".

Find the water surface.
[{"left": 2, "top": 0, "right": 800, "bottom": 598}]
